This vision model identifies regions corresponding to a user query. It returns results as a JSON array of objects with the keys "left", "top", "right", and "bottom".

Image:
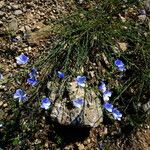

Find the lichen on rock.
[{"left": 47, "top": 81, "right": 103, "bottom": 127}]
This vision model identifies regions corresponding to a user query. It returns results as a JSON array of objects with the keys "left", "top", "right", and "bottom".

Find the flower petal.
[
  {"left": 73, "top": 98, "right": 84, "bottom": 108},
  {"left": 13, "top": 89, "right": 27, "bottom": 102},
  {"left": 103, "top": 90, "right": 112, "bottom": 101},
  {"left": 29, "top": 68, "right": 38, "bottom": 78},
  {"left": 118, "top": 66, "right": 126, "bottom": 72},
  {"left": 140, "top": 9, "right": 146, "bottom": 15},
  {"left": 98, "top": 82, "right": 106, "bottom": 93},
  {"left": 27, "top": 78, "right": 38, "bottom": 86},
  {"left": 58, "top": 71, "right": 65, "bottom": 78},
  {"left": 16, "top": 54, "right": 29, "bottom": 65},
  {"left": 41, "top": 97, "right": 51, "bottom": 110},
  {"left": 76, "top": 76, "right": 86, "bottom": 82},
  {"left": 76, "top": 76, "right": 86, "bottom": 87},
  {"left": 103, "top": 102, "right": 113, "bottom": 112},
  {"left": 114, "top": 59, "right": 124, "bottom": 67},
  {"left": 14, "top": 89, "right": 24, "bottom": 98},
  {"left": 77, "top": 82, "right": 86, "bottom": 87},
  {"left": 112, "top": 108, "right": 122, "bottom": 120}
]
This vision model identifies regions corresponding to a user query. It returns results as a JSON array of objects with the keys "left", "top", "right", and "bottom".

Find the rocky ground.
[{"left": 0, "top": 0, "right": 150, "bottom": 149}]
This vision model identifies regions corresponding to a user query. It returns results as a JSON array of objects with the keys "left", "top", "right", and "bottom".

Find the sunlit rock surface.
[{"left": 47, "top": 81, "right": 103, "bottom": 127}]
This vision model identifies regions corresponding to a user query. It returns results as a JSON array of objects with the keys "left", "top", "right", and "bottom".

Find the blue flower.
[
  {"left": 112, "top": 108, "right": 122, "bottom": 121},
  {"left": 41, "top": 97, "right": 51, "bottom": 110},
  {"left": 11, "top": 37, "right": 19, "bottom": 42},
  {"left": 15, "top": 54, "right": 29, "bottom": 65},
  {"left": 27, "top": 77, "right": 38, "bottom": 86},
  {"left": 103, "top": 90, "right": 112, "bottom": 101},
  {"left": 73, "top": 98, "right": 84, "bottom": 108},
  {"left": 103, "top": 102, "right": 113, "bottom": 112},
  {"left": 118, "top": 66, "right": 126, "bottom": 71},
  {"left": 58, "top": 71, "right": 65, "bottom": 78},
  {"left": 98, "top": 82, "right": 106, "bottom": 93},
  {"left": 98, "top": 143, "right": 103, "bottom": 149},
  {"left": 115, "top": 59, "right": 124, "bottom": 67},
  {"left": 114, "top": 59, "right": 126, "bottom": 71},
  {"left": 140, "top": 9, "right": 146, "bottom": 15},
  {"left": 103, "top": 102, "right": 122, "bottom": 121},
  {"left": 27, "top": 68, "right": 38, "bottom": 86},
  {"left": 13, "top": 89, "right": 27, "bottom": 102},
  {"left": 76, "top": 76, "right": 86, "bottom": 87},
  {"left": 29, "top": 68, "right": 38, "bottom": 78}
]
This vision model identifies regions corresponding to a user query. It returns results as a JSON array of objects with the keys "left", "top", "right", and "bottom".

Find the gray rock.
[
  {"left": 8, "top": 15, "right": 15, "bottom": 19},
  {"left": 143, "top": 101, "right": 150, "bottom": 112},
  {"left": 0, "top": 1, "right": 5, "bottom": 9},
  {"left": 22, "top": 8, "right": 27, "bottom": 13},
  {"left": 48, "top": 81, "right": 103, "bottom": 127},
  {"left": 14, "top": 10, "right": 23, "bottom": 16},
  {"left": 9, "top": 18, "right": 18, "bottom": 31},
  {"left": 7, "top": 5, "right": 11, "bottom": 10},
  {"left": 138, "top": 15, "right": 147, "bottom": 22},
  {"left": 19, "top": 25, "right": 31, "bottom": 33},
  {"left": 144, "top": 0, "right": 150, "bottom": 13},
  {"left": 11, "top": 4, "right": 20, "bottom": 10},
  {"left": 19, "top": 26, "right": 26, "bottom": 33},
  {"left": 0, "top": 11, "right": 5, "bottom": 17},
  {"left": 0, "top": 21, "right": 3, "bottom": 26}
]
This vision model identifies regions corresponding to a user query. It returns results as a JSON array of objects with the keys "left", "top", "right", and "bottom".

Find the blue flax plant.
[
  {"left": 1, "top": 1, "right": 150, "bottom": 148},
  {"left": 23, "top": 0, "right": 149, "bottom": 125}
]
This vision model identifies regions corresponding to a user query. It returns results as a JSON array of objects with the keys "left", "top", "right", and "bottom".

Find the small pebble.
[
  {"left": 0, "top": 21, "right": 3, "bottom": 26},
  {"left": 0, "top": 11, "right": 5, "bottom": 16},
  {"left": 12, "top": 4, "right": 19, "bottom": 10},
  {"left": 14, "top": 10, "right": 23, "bottom": 16},
  {"left": 3, "top": 103, "right": 8, "bottom": 108},
  {"left": 78, "top": 144, "right": 85, "bottom": 150},
  {"left": 0, "top": 1, "right": 5, "bottom": 9},
  {"left": 0, "top": 101, "right": 3, "bottom": 107}
]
